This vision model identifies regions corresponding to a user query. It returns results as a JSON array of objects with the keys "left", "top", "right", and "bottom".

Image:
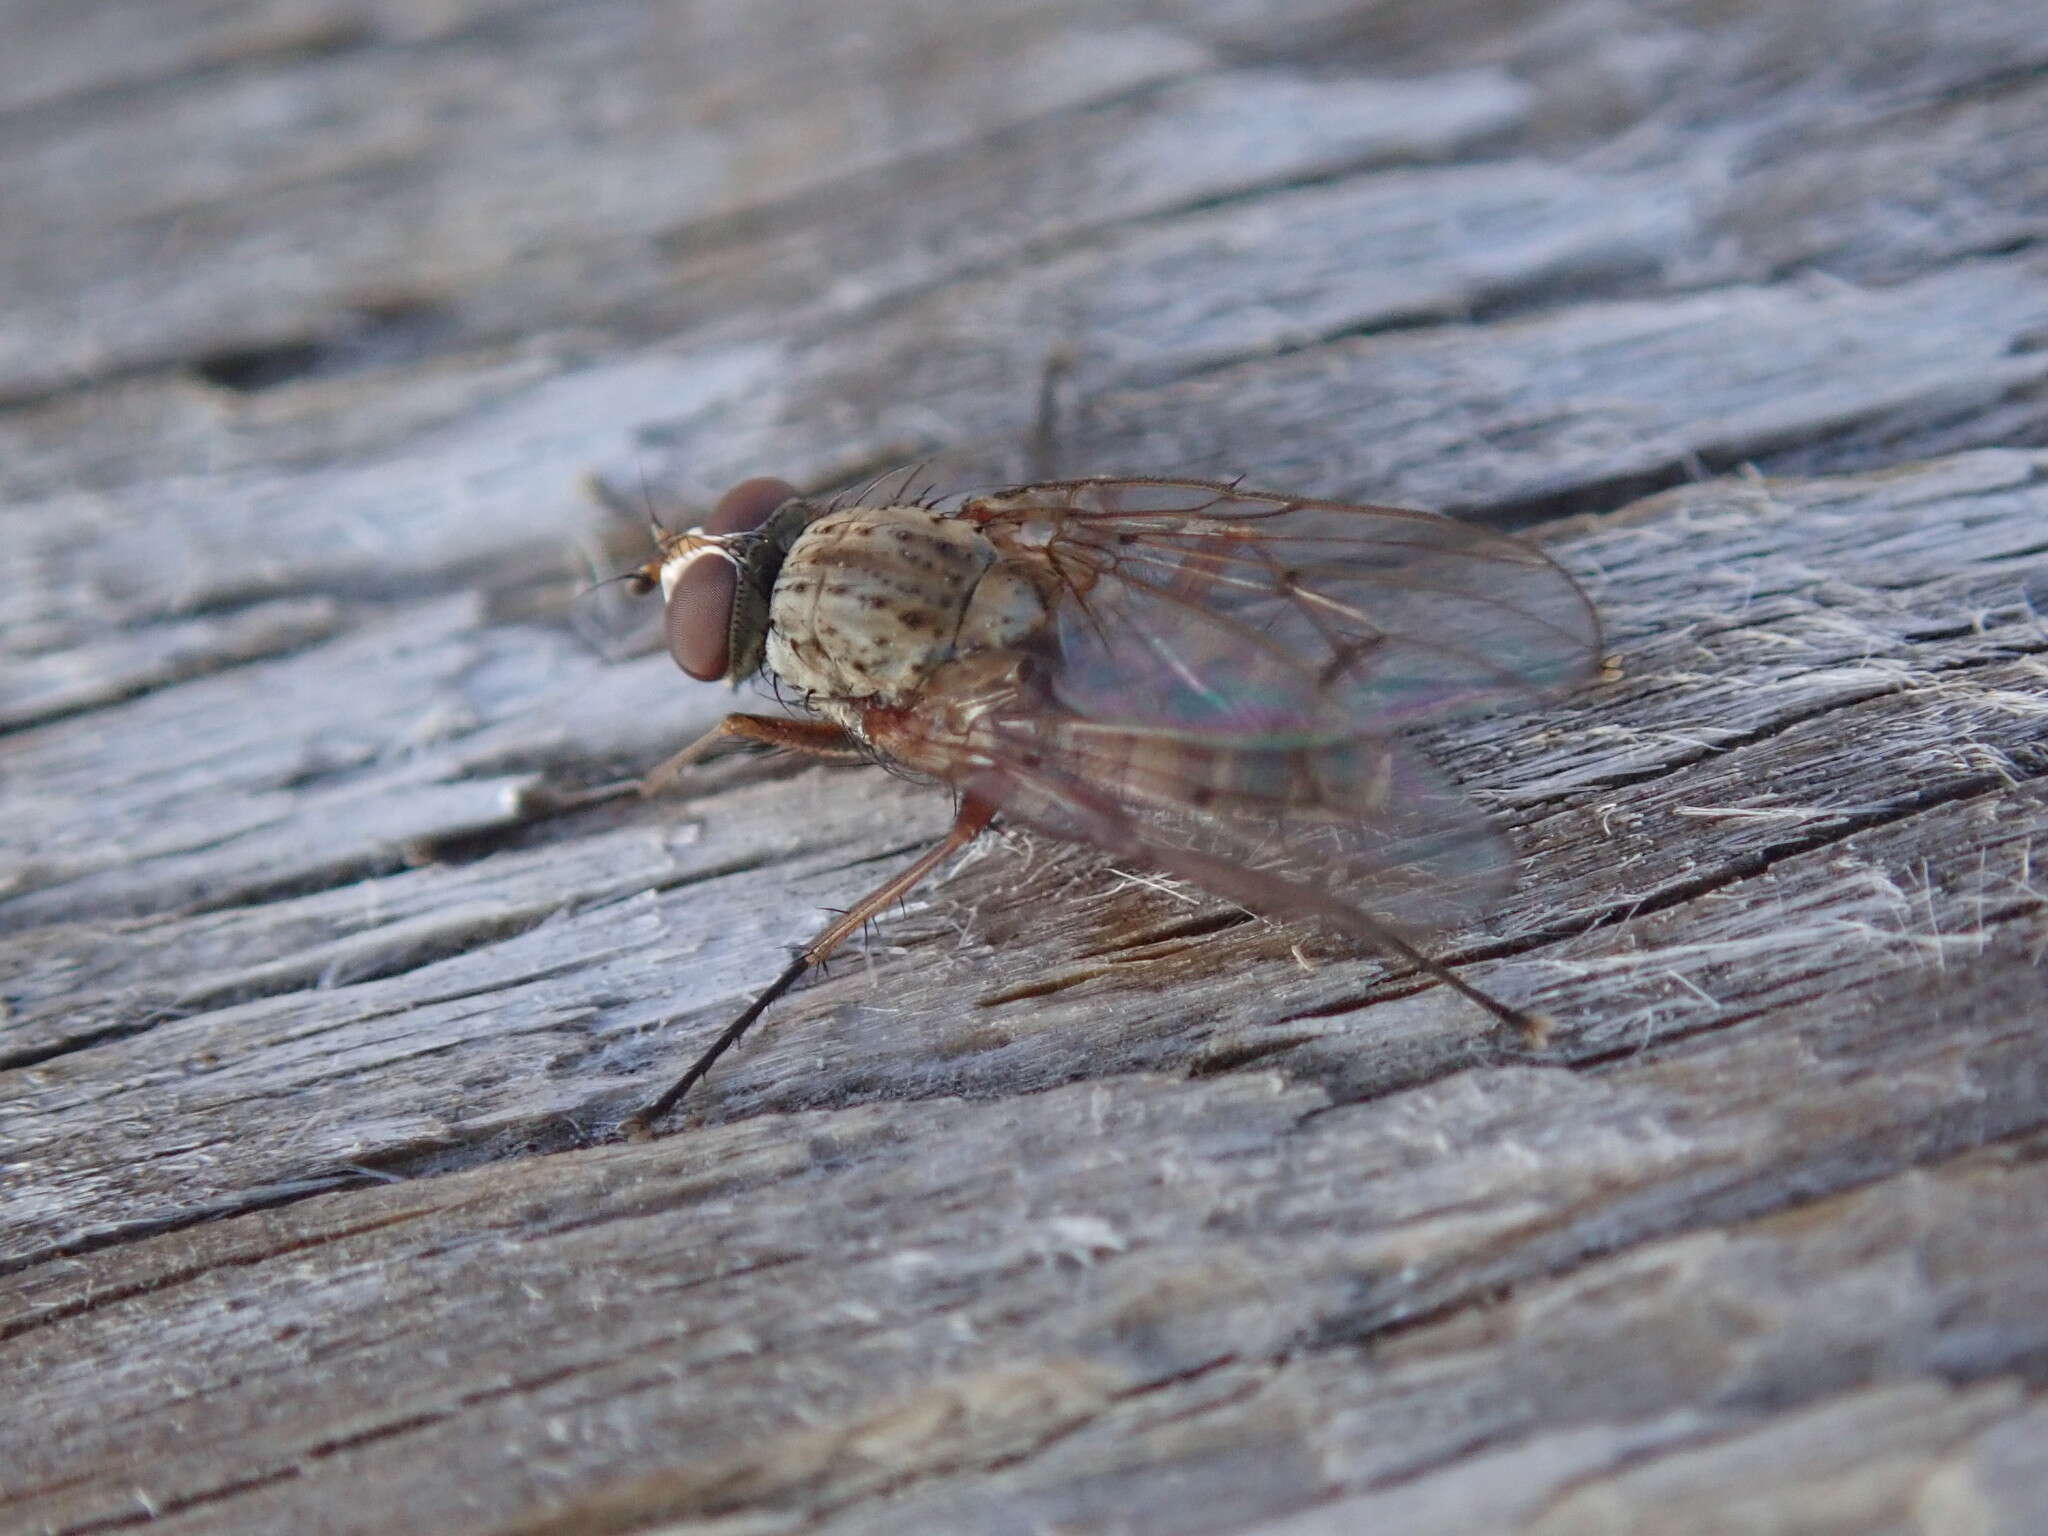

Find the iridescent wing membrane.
[{"left": 949, "top": 478, "right": 1603, "bottom": 946}]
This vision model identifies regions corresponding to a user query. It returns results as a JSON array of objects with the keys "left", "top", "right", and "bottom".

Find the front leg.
[{"left": 640, "top": 713, "right": 866, "bottom": 795}]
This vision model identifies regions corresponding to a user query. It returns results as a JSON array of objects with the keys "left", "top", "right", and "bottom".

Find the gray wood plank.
[
  {"left": 6, "top": 449, "right": 2044, "bottom": 1263},
  {"left": 5, "top": 1, "right": 2048, "bottom": 1531}
]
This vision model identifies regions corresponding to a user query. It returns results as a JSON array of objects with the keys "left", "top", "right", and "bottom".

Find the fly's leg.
[
  {"left": 520, "top": 716, "right": 862, "bottom": 818},
  {"left": 1027, "top": 345, "right": 1076, "bottom": 482},
  {"left": 1002, "top": 762, "right": 1554, "bottom": 1049},
  {"left": 621, "top": 794, "right": 998, "bottom": 1138},
  {"left": 639, "top": 713, "right": 866, "bottom": 796}
]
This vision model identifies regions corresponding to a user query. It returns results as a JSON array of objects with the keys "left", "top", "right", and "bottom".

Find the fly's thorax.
[{"left": 764, "top": 504, "right": 1048, "bottom": 703}]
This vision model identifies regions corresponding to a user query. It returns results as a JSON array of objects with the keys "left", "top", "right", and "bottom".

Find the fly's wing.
[
  {"left": 952, "top": 716, "right": 1516, "bottom": 938},
  {"left": 960, "top": 478, "right": 1601, "bottom": 743},
  {"left": 894, "top": 478, "right": 1605, "bottom": 943}
]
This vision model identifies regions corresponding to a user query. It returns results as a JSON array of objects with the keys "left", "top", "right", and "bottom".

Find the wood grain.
[{"left": 4, "top": 1, "right": 2046, "bottom": 1532}]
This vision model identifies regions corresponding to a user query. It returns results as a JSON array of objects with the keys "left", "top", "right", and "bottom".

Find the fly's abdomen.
[{"left": 766, "top": 505, "right": 1044, "bottom": 702}]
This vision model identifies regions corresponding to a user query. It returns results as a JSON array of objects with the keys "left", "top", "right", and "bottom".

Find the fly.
[{"left": 613, "top": 472, "right": 1602, "bottom": 1135}]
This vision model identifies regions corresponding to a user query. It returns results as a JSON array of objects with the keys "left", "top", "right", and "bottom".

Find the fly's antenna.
[
  {"left": 580, "top": 566, "right": 658, "bottom": 600},
  {"left": 566, "top": 547, "right": 660, "bottom": 664},
  {"left": 571, "top": 470, "right": 677, "bottom": 666}
]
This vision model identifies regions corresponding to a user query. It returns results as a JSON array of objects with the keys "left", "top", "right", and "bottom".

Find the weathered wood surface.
[{"left": 5, "top": 1, "right": 2048, "bottom": 1531}]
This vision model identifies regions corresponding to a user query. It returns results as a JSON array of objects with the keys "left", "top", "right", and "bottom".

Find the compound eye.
[
  {"left": 705, "top": 476, "right": 798, "bottom": 535},
  {"left": 665, "top": 551, "right": 738, "bottom": 681},
  {"left": 662, "top": 478, "right": 796, "bottom": 681}
]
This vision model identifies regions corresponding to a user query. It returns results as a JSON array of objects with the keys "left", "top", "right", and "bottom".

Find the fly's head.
[{"left": 632, "top": 477, "right": 815, "bottom": 684}]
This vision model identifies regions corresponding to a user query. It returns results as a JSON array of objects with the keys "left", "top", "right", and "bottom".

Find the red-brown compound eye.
[
  {"left": 705, "top": 476, "right": 798, "bottom": 535},
  {"left": 665, "top": 551, "right": 738, "bottom": 681},
  {"left": 662, "top": 478, "right": 798, "bottom": 681}
]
